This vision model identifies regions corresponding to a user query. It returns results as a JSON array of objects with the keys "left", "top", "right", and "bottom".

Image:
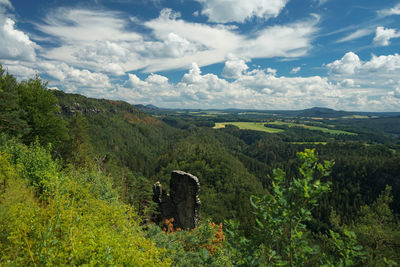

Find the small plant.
[{"left": 250, "top": 149, "right": 333, "bottom": 266}]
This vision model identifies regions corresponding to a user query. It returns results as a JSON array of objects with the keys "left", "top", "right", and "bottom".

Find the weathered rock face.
[
  {"left": 152, "top": 182, "right": 176, "bottom": 223},
  {"left": 152, "top": 171, "right": 200, "bottom": 229},
  {"left": 59, "top": 103, "right": 103, "bottom": 115}
]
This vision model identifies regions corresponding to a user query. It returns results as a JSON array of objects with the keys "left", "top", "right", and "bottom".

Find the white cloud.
[
  {"left": 323, "top": 52, "right": 400, "bottom": 110},
  {"left": 0, "top": 18, "right": 37, "bottom": 61},
  {"left": 115, "top": 63, "right": 351, "bottom": 110},
  {"left": 336, "top": 28, "right": 372, "bottom": 43},
  {"left": 2, "top": 63, "right": 37, "bottom": 80},
  {"left": 339, "top": 78, "right": 357, "bottom": 88},
  {"left": 115, "top": 56, "right": 400, "bottom": 111},
  {"left": 35, "top": 7, "right": 317, "bottom": 74},
  {"left": 37, "top": 8, "right": 141, "bottom": 43},
  {"left": 290, "top": 66, "right": 301, "bottom": 74},
  {"left": 40, "top": 62, "right": 111, "bottom": 92},
  {"left": 194, "top": 0, "right": 289, "bottom": 23},
  {"left": 393, "top": 87, "right": 400, "bottom": 98},
  {"left": 373, "top": 26, "right": 400, "bottom": 46},
  {"left": 326, "top": 52, "right": 361, "bottom": 75},
  {"left": 0, "top": 0, "right": 12, "bottom": 9},
  {"left": 124, "top": 73, "right": 171, "bottom": 95},
  {"left": 2, "top": 1, "right": 399, "bottom": 111},
  {"left": 222, "top": 59, "right": 249, "bottom": 79},
  {"left": 145, "top": 32, "right": 202, "bottom": 58},
  {"left": 363, "top": 54, "right": 400, "bottom": 72},
  {"left": 266, "top": 68, "right": 277, "bottom": 75},
  {"left": 327, "top": 52, "right": 400, "bottom": 80},
  {"left": 144, "top": 12, "right": 318, "bottom": 72},
  {"left": 378, "top": 4, "right": 400, "bottom": 17},
  {"left": 125, "top": 74, "right": 147, "bottom": 89},
  {"left": 244, "top": 17, "right": 318, "bottom": 59},
  {"left": 237, "top": 68, "right": 335, "bottom": 96}
]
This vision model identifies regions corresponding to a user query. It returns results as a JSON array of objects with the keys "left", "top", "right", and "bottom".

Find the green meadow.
[
  {"left": 266, "top": 121, "right": 357, "bottom": 135},
  {"left": 214, "top": 121, "right": 357, "bottom": 135},
  {"left": 213, "top": 122, "right": 284, "bottom": 133}
]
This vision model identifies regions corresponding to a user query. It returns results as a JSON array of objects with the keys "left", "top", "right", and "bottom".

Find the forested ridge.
[{"left": 1, "top": 66, "right": 400, "bottom": 266}]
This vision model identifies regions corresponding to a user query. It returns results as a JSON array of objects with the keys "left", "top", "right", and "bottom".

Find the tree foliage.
[
  {"left": 17, "top": 76, "right": 69, "bottom": 151},
  {"left": 0, "top": 66, "right": 29, "bottom": 136},
  {"left": 250, "top": 149, "right": 333, "bottom": 266}
]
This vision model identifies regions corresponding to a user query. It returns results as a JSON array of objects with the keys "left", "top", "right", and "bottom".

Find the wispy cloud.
[
  {"left": 378, "top": 3, "right": 400, "bottom": 17},
  {"left": 336, "top": 28, "right": 373, "bottom": 43},
  {"left": 290, "top": 66, "right": 301, "bottom": 74},
  {"left": 35, "top": 7, "right": 319, "bottom": 73}
]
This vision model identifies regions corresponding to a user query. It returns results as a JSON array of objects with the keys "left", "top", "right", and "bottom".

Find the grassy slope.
[
  {"left": 266, "top": 121, "right": 357, "bottom": 135},
  {"left": 213, "top": 122, "right": 284, "bottom": 133},
  {"left": 214, "top": 121, "right": 356, "bottom": 135}
]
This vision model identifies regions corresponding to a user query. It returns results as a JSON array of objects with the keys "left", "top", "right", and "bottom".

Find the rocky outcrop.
[
  {"left": 153, "top": 171, "right": 200, "bottom": 229},
  {"left": 60, "top": 103, "right": 103, "bottom": 115}
]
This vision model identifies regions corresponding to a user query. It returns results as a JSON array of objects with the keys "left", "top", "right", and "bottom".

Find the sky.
[{"left": 1, "top": 0, "right": 400, "bottom": 111}]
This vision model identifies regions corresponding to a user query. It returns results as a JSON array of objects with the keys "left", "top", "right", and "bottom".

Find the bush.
[
  {"left": 0, "top": 140, "right": 171, "bottom": 266},
  {"left": 147, "top": 219, "right": 232, "bottom": 266}
]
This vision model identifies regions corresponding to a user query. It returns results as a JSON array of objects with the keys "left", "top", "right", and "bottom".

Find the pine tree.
[
  {"left": 0, "top": 65, "right": 29, "bottom": 136},
  {"left": 17, "top": 75, "right": 68, "bottom": 153},
  {"left": 68, "top": 112, "right": 93, "bottom": 167}
]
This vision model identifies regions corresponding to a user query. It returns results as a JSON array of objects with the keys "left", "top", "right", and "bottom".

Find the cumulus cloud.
[
  {"left": 327, "top": 52, "right": 400, "bottom": 81},
  {"left": 125, "top": 73, "right": 169, "bottom": 92},
  {"left": 237, "top": 68, "right": 335, "bottom": 96},
  {"left": 39, "top": 62, "right": 111, "bottom": 92},
  {"left": 116, "top": 56, "right": 400, "bottom": 111},
  {"left": 0, "top": 17, "right": 37, "bottom": 61},
  {"left": 326, "top": 52, "right": 361, "bottom": 75},
  {"left": 266, "top": 68, "right": 277, "bottom": 76},
  {"left": 373, "top": 26, "right": 400, "bottom": 46},
  {"left": 339, "top": 79, "right": 357, "bottom": 88},
  {"left": 115, "top": 63, "right": 353, "bottom": 110},
  {"left": 393, "top": 87, "right": 400, "bottom": 98},
  {"left": 363, "top": 54, "right": 400, "bottom": 72},
  {"left": 2, "top": 63, "right": 37, "bottom": 80},
  {"left": 194, "top": 0, "right": 289, "bottom": 23},
  {"left": 222, "top": 59, "right": 249, "bottom": 79},
  {"left": 323, "top": 52, "right": 400, "bottom": 110},
  {"left": 145, "top": 32, "right": 202, "bottom": 58},
  {"left": 290, "top": 66, "right": 301, "bottom": 74}
]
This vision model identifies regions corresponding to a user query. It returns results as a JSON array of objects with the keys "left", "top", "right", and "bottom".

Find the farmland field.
[
  {"left": 266, "top": 121, "right": 357, "bottom": 135},
  {"left": 213, "top": 122, "right": 284, "bottom": 133},
  {"left": 214, "top": 121, "right": 357, "bottom": 135},
  {"left": 214, "top": 121, "right": 283, "bottom": 133}
]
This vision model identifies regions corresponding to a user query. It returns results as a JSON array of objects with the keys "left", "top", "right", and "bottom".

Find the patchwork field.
[
  {"left": 213, "top": 122, "right": 284, "bottom": 133},
  {"left": 265, "top": 121, "right": 357, "bottom": 135},
  {"left": 214, "top": 121, "right": 357, "bottom": 135}
]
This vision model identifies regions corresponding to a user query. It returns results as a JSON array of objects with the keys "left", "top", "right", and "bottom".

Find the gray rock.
[{"left": 152, "top": 171, "right": 200, "bottom": 229}]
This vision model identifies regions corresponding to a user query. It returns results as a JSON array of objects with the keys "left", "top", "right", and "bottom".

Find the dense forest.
[{"left": 1, "top": 66, "right": 399, "bottom": 266}]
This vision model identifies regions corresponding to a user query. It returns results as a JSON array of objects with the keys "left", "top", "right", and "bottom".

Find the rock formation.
[{"left": 153, "top": 170, "right": 200, "bottom": 229}]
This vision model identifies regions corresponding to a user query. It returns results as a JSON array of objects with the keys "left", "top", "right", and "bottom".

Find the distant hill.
[
  {"left": 299, "top": 107, "right": 350, "bottom": 118},
  {"left": 145, "top": 104, "right": 159, "bottom": 110}
]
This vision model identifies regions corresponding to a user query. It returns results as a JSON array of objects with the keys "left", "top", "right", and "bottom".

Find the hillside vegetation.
[{"left": 1, "top": 66, "right": 400, "bottom": 266}]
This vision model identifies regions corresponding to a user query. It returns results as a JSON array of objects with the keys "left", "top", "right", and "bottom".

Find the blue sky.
[{"left": 1, "top": 0, "right": 400, "bottom": 111}]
